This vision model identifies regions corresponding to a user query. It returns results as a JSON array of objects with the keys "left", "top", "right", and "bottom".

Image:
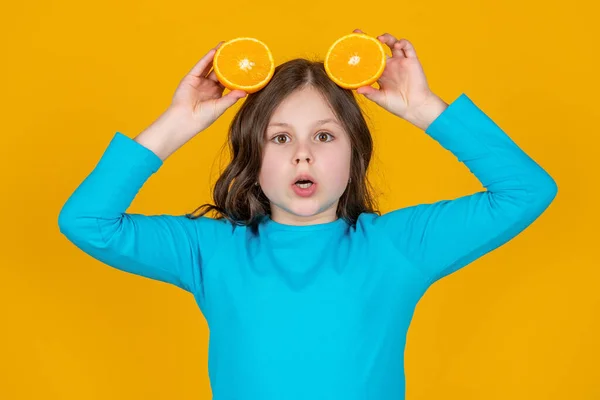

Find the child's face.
[{"left": 259, "top": 86, "right": 352, "bottom": 226}]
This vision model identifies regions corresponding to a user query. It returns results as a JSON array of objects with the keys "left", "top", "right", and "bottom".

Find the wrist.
[
  {"left": 134, "top": 108, "right": 198, "bottom": 161},
  {"left": 405, "top": 93, "right": 448, "bottom": 131}
]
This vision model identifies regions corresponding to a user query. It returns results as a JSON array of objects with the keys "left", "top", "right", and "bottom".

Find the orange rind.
[
  {"left": 213, "top": 37, "right": 275, "bottom": 94},
  {"left": 324, "top": 33, "right": 387, "bottom": 89}
]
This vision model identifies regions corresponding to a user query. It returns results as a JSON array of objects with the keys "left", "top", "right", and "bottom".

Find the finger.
[
  {"left": 356, "top": 85, "right": 385, "bottom": 106},
  {"left": 188, "top": 41, "right": 224, "bottom": 77},
  {"left": 394, "top": 39, "right": 418, "bottom": 59},
  {"left": 214, "top": 90, "right": 247, "bottom": 115},
  {"left": 206, "top": 69, "right": 217, "bottom": 82},
  {"left": 377, "top": 33, "right": 405, "bottom": 58},
  {"left": 203, "top": 59, "right": 214, "bottom": 77},
  {"left": 206, "top": 70, "right": 226, "bottom": 89}
]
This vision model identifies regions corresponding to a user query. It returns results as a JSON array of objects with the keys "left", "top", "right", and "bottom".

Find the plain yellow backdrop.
[{"left": 1, "top": 0, "right": 597, "bottom": 398}]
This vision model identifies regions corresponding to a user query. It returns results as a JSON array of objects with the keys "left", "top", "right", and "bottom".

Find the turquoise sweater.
[{"left": 58, "top": 93, "right": 557, "bottom": 399}]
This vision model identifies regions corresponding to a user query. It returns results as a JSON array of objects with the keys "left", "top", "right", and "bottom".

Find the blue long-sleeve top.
[{"left": 58, "top": 93, "right": 557, "bottom": 399}]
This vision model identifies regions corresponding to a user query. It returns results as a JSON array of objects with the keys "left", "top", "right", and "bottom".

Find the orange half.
[
  {"left": 213, "top": 37, "right": 275, "bottom": 94},
  {"left": 324, "top": 33, "right": 386, "bottom": 89}
]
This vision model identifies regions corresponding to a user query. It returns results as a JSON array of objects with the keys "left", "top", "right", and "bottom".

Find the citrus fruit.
[
  {"left": 213, "top": 37, "right": 275, "bottom": 94},
  {"left": 324, "top": 33, "right": 387, "bottom": 90}
]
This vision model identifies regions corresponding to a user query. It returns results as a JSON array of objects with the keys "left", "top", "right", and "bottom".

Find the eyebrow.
[{"left": 267, "top": 118, "right": 341, "bottom": 129}]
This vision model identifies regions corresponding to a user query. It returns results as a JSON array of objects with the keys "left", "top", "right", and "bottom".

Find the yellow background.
[{"left": 1, "top": 0, "right": 597, "bottom": 398}]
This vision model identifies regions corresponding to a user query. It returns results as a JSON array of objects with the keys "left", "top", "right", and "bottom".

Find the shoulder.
[
  {"left": 355, "top": 207, "right": 417, "bottom": 232},
  {"left": 185, "top": 214, "right": 238, "bottom": 236}
]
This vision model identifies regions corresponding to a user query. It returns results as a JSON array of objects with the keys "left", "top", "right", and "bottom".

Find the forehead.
[{"left": 267, "top": 87, "right": 341, "bottom": 129}]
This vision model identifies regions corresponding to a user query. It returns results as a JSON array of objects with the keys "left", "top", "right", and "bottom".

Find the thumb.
[
  {"left": 356, "top": 86, "right": 385, "bottom": 106},
  {"left": 214, "top": 90, "right": 247, "bottom": 115}
]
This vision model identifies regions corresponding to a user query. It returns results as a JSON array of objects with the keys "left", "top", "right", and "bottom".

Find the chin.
[{"left": 289, "top": 204, "right": 322, "bottom": 217}]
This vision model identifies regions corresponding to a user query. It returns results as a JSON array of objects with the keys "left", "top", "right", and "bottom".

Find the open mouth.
[{"left": 295, "top": 180, "right": 314, "bottom": 189}]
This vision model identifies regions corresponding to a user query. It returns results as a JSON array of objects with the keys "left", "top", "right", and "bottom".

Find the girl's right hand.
[{"left": 169, "top": 41, "right": 247, "bottom": 134}]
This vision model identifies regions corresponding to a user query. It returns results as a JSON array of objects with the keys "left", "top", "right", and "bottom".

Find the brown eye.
[
  {"left": 317, "top": 132, "right": 334, "bottom": 142},
  {"left": 273, "top": 134, "right": 289, "bottom": 144}
]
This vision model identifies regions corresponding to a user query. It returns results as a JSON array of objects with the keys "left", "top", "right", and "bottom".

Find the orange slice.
[
  {"left": 324, "top": 33, "right": 386, "bottom": 89},
  {"left": 213, "top": 37, "right": 275, "bottom": 94}
]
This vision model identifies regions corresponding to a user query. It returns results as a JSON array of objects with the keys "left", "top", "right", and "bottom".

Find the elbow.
[
  {"left": 527, "top": 171, "right": 558, "bottom": 211},
  {"left": 544, "top": 175, "right": 558, "bottom": 202},
  {"left": 58, "top": 203, "right": 124, "bottom": 247},
  {"left": 57, "top": 203, "right": 78, "bottom": 238},
  {"left": 57, "top": 200, "right": 89, "bottom": 240}
]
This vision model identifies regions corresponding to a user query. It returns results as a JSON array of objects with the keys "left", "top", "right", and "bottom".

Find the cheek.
[
  {"left": 259, "top": 152, "right": 284, "bottom": 186},
  {"left": 322, "top": 146, "right": 352, "bottom": 183}
]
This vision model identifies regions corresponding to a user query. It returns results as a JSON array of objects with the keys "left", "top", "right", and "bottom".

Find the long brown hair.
[{"left": 186, "top": 58, "right": 381, "bottom": 231}]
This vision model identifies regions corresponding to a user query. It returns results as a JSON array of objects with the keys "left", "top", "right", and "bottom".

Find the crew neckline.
[{"left": 261, "top": 214, "right": 348, "bottom": 232}]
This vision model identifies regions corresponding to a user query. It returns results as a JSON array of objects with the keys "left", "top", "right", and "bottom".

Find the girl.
[{"left": 58, "top": 30, "right": 557, "bottom": 399}]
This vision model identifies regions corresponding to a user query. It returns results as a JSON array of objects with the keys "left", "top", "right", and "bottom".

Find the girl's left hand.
[{"left": 353, "top": 29, "right": 438, "bottom": 122}]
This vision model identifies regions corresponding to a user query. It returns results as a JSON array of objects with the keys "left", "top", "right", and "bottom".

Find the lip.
[
  {"left": 292, "top": 181, "right": 317, "bottom": 197},
  {"left": 292, "top": 173, "right": 317, "bottom": 185}
]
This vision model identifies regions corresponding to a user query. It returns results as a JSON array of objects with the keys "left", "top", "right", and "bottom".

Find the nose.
[
  {"left": 295, "top": 156, "right": 311, "bottom": 164},
  {"left": 294, "top": 142, "right": 313, "bottom": 164}
]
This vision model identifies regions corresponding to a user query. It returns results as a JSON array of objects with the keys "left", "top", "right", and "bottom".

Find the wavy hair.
[{"left": 186, "top": 58, "right": 381, "bottom": 231}]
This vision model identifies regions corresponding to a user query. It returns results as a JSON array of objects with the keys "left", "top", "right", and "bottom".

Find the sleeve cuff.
[
  {"left": 425, "top": 93, "right": 473, "bottom": 134},
  {"left": 102, "top": 132, "right": 164, "bottom": 174}
]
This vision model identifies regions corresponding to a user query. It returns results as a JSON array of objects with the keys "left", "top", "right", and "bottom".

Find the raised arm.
[
  {"left": 58, "top": 43, "right": 246, "bottom": 311},
  {"left": 57, "top": 131, "right": 231, "bottom": 310},
  {"left": 375, "top": 94, "right": 557, "bottom": 286}
]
